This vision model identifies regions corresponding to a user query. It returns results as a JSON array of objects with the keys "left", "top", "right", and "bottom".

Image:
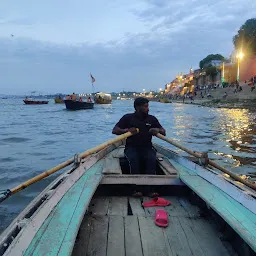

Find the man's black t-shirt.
[{"left": 115, "top": 113, "right": 163, "bottom": 147}]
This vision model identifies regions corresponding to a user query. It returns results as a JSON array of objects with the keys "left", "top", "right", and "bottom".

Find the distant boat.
[
  {"left": 64, "top": 100, "right": 94, "bottom": 110},
  {"left": 54, "top": 98, "right": 64, "bottom": 103},
  {"left": 24, "top": 99, "right": 49, "bottom": 105},
  {"left": 1, "top": 97, "right": 7, "bottom": 99},
  {"left": 94, "top": 92, "right": 112, "bottom": 104}
]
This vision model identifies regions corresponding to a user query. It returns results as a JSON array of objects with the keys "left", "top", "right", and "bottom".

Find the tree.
[
  {"left": 199, "top": 54, "right": 225, "bottom": 69},
  {"left": 233, "top": 18, "right": 256, "bottom": 55},
  {"left": 205, "top": 65, "right": 219, "bottom": 83}
]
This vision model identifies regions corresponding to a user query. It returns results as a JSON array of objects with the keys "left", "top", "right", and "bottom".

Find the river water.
[{"left": 0, "top": 99, "right": 256, "bottom": 232}]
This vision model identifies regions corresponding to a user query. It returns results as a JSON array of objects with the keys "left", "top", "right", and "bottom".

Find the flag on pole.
[{"left": 90, "top": 73, "right": 95, "bottom": 84}]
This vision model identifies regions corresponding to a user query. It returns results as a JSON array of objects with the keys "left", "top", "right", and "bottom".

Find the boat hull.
[
  {"left": 64, "top": 100, "right": 94, "bottom": 110},
  {"left": 23, "top": 100, "right": 49, "bottom": 104}
]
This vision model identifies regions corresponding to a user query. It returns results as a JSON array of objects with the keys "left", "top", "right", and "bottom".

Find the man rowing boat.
[{"left": 112, "top": 97, "right": 166, "bottom": 196}]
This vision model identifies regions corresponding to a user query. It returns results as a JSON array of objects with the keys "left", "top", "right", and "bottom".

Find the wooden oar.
[
  {"left": 156, "top": 133, "right": 256, "bottom": 191},
  {"left": 0, "top": 130, "right": 138, "bottom": 203}
]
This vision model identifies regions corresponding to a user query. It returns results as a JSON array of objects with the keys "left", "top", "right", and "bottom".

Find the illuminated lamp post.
[{"left": 236, "top": 51, "right": 244, "bottom": 82}]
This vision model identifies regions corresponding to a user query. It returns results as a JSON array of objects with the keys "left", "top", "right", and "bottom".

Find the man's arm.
[
  {"left": 112, "top": 114, "right": 138, "bottom": 135},
  {"left": 149, "top": 117, "right": 166, "bottom": 136},
  {"left": 112, "top": 126, "right": 129, "bottom": 135}
]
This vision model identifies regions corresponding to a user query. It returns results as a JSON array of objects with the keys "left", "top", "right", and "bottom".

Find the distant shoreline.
[{"left": 170, "top": 98, "right": 256, "bottom": 110}]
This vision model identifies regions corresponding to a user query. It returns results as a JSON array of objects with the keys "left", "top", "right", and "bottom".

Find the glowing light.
[{"left": 236, "top": 51, "right": 244, "bottom": 60}]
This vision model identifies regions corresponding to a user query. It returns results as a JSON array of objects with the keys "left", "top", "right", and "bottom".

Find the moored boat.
[
  {"left": 54, "top": 97, "right": 64, "bottom": 103},
  {"left": 64, "top": 99, "right": 94, "bottom": 110},
  {"left": 94, "top": 92, "right": 112, "bottom": 104},
  {"left": 23, "top": 99, "right": 49, "bottom": 104},
  {"left": 0, "top": 134, "right": 255, "bottom": 256}
]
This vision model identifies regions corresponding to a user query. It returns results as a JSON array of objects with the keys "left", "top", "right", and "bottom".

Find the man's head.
[{"left": 134, "top": 97, "right": 149, "bottom": 115}]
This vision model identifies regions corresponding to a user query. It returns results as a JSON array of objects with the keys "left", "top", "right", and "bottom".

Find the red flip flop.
[
  {"left": 155, "top": 209, "right": 168, "bottom": 227},
  {"left": 142, "top": 197, "right": 171, "bottom": 207}
]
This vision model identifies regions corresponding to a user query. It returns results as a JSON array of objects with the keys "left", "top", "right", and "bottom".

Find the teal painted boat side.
[
  {"left": 170, "top": 160, "right": 256, "bottom": 252},
  {"left": 24, "top": 159, "right": 104, "bottom": 256}
]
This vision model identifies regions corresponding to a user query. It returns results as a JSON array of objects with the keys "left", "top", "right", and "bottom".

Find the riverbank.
[
  {"left": 169, "top": 98, "right": 256, "bottom": 109},
  {"left": 164, "top": 83, "right": 256, "bottom": 109},
  {"left": 200, "top": 98, "right": 256, "bottom": 109}
]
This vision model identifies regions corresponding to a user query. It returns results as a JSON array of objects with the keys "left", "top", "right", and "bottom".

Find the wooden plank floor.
[{"left": 72, "top": 196, "right": 233, "bottom": 256}]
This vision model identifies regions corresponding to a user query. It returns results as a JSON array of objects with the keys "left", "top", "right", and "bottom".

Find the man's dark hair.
[{"left": 134, "top": 97, "right": 149, "bottom": 110}]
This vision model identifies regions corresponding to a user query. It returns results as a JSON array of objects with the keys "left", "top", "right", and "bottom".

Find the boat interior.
[
  {"left": 1, "top": 142, "right": 255, "bottom": 256},
  {"left": 72, "top": 145, "right": 247, "bottom": 256}
]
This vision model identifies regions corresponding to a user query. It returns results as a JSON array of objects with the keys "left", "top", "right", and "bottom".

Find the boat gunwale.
[
  {"left": 0, "top": 141, "right": 122, "bottom": 256},
  {"left": 154, "top": 144, "right": 256, "bottom": 212}
]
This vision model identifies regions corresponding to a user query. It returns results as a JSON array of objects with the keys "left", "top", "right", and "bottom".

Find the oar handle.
[
  {"left": 156, "top": 133, "right": 256, "bottom": 191},
  {"left": 1, "top": 129, "right": 138, "bottom": 203}
]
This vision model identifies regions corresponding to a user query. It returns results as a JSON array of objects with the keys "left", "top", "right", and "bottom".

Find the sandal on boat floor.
[
  {"left": 155, "top": 209, "right": 168, "bottom": 227},
  {"left": 142, "top": 197, "right": 171, "bottom": 207}
]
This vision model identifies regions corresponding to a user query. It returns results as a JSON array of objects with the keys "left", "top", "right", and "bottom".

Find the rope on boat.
[
  {"left": 0, "top": 130, "right": 138, "bottom": 203},
  {"left": 156, "top": 133, "right": 256, "bottom": 191}
]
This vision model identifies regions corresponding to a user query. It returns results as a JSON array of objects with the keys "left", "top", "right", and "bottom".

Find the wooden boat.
[
  {"left": 64, "top": 100, "right": 94, "bottom": 110},
  {"left": 0, "top": 140, "right": 255, "bottom": 256},
  {"left": 94, "top": 92, "right": 112, "bottom": 104},
  {"left": 159, "top": 98, "right": 172, "bottom": 103},
  {"left": 23, "top": 99, "right": 49, "bottom": 104},
  {"left": 54, "top": 98, "right": 64, "bottom": 103}
]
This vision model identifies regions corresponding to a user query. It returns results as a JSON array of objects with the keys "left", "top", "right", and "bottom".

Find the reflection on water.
[
  {"left": 0, "top": 99, "right": 256, "bottom": 232},
  {"left": 214, "top": 109, "right": 256, "bottom": 168}
]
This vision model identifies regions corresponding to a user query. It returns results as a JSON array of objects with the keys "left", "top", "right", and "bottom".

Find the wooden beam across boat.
[{"left": 101, "top": 174, "right": 183, "bottom": 185}]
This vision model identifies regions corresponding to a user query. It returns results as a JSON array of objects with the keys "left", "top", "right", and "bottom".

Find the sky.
[{"left": 0, "top": 0, "right": 255, "bottom": 95}]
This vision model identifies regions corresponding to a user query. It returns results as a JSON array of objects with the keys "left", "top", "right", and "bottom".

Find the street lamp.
[{"left": 236, "top": 51, "right": 244, "bottom": 82}]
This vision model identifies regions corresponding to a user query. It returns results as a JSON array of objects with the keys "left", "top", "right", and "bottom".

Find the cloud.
[{"left": 0, "top": 0, "right": 255, "bottom": 94}]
